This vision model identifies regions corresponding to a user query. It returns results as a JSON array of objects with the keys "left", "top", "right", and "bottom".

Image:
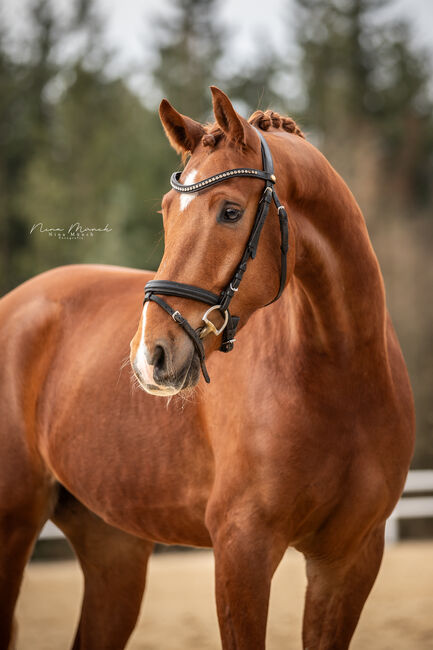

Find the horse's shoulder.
[{"left": 0, "top": 263, "right": 154, "bottom": 363}]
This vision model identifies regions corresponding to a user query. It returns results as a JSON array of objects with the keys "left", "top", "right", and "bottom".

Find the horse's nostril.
[
  {"left": 153, "top": 344, "right": 165, "bottom": 369},
  {"left": 152, "top": 344, "right": 168, "bottom": 381}
]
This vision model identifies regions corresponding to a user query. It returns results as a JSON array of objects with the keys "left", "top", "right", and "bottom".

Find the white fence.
[
  {"left": 39, "top": 520, "right": 63, "bottom": 540},
  {"left": 39, "top": 470, "right": 433, "bottom": 544},
  {"left": 385, "top": 470, "right": 433, "bottom": 543}
]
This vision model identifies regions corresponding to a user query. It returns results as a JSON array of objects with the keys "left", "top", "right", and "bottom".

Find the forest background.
[{"left": 1, "top": 0, "right": 432, "bottom": 480}]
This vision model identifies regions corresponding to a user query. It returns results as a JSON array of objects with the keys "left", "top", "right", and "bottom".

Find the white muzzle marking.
[{"left": 133, "top": 303, "right": 179, "bottom": 396}]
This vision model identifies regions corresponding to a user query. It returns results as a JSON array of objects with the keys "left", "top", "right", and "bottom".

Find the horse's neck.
[{"left": 276, "top": 146, "right": 386, "bottom": 361}]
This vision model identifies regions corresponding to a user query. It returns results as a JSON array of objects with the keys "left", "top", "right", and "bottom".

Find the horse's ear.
[
  {"left": 210, "top": 86, "right": 255, "bottom": 148},
  {"left": 159, "top": 99, "right": 205, "bottom": 155}
]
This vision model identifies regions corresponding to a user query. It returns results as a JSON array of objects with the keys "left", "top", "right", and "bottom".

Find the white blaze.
[{"left": 180, "top": 170, "right": 198, "bottom": 211}]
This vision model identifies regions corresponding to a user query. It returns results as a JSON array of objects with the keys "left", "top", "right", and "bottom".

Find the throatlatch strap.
[
  {"left": 266, "top": 191, "right": 289, "bottom": 305},
  {"left": 220, "top": 314, "right": 239, "bottom": 353}
]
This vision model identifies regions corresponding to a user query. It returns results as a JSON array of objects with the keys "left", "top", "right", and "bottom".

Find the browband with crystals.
[{"left": 170, "top": 169, "right": 276, "bottom": 193}]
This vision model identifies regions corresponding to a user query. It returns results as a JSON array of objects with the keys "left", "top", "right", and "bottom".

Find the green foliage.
[
  {"left": 0, "top": 1, "right": 56, "bottom": 293},
  {"left": 224, "top": 53, "right": 288, "bottom": 115},
  {"left": 152, "top": 0, "right": 224, "bottom": 120},
  {"left": 293, "top": 0, "right": 433, "bottom": 209},
  {"left": 0, "top": 0, "right": 178, "bottom": 293},
  {"left": 20, "top": 65, "right": 176, "bottom": 277}
]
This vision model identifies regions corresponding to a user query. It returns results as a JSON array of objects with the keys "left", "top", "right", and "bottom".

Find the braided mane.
[
  {"left": 202, "top": 109, "right": 304, "bottom": 148},
  {"left": 248, "top": 110, "right": 304, "bottom": 138}
]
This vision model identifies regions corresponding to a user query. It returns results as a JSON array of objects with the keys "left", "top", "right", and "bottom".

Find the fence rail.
[{"left": 385, "top": 470, "right": 433, "bottom": 543}]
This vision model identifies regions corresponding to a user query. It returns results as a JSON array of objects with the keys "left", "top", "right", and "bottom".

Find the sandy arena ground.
[{"left": 16, "top": 542, "right": 433, "bottom": 649}]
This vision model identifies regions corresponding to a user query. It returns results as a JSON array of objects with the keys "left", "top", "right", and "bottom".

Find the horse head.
[{"left": 130, "top": 87, "right": 295, "bottom": 395}]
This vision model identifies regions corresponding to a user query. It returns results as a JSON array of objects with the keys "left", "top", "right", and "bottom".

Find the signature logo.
[{"left": 30, "top": 222, "right": 112, "bottom": 239}]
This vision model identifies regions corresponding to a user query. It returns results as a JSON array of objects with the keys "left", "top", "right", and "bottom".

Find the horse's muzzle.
[{"left": 131, "top": 337, "right": 200, "bottom": 396}]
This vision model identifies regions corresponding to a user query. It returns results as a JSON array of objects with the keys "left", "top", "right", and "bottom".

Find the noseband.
[{"left": 144, "top": 129, "right": 289, "bottom": 383}]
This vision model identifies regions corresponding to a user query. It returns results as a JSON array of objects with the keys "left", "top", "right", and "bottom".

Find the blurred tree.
[
  {"left": 293, "top": 0, "right": 433, "bottom": 210},
  {"left": 295, "top": 0, "right": 377, "bottom": 129},
  {"left": 374, "top": 21, "right": 433, "bottom": 209},
  {"left": 0, "top": 0, "right": 114, "bottom": 293},
  {"left": 20, "top": 64, "right": 176, "bottom": 277},
  {"left": 0, "top": 0, "right": 176, "bottom": 292},
  {"left": 152, "top": 0, "right": 224, "bottom": 120},
  {"left": 224, "top": 53, "right": 288, "bottom": 115},
  {"left": 0, "top": 0, "right": 57, "bottom": 294},
  {"left": 152, "top": 0, "right": 289, "bottom": 120}
]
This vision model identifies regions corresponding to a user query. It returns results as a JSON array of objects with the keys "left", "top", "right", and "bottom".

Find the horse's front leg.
[
  {"left": 302, "top": 523, "right": 385, "bottom": 650},
  {"left": 206, "top": 500, "right": 287, "bottom": 650}
]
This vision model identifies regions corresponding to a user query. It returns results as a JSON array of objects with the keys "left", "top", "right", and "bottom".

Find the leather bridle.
[{"left": 144, "top": 129, "right": 289, "bottom": 383}]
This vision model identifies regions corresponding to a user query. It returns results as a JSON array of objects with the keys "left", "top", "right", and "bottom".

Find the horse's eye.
[{"left": 220, "top": 205, "right": 243, "bottom": 223}]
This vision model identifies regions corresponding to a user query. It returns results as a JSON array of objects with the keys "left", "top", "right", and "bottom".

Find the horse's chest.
[{"left": 43, "top": 393, "right": 214, "bottom": 544}]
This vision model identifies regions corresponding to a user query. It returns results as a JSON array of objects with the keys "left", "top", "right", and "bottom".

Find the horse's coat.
[{"left": 0, "top": 88, "right": 414, "bottom": 649}]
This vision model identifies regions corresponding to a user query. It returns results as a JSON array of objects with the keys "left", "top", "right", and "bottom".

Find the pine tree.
[
  {"left": 0, "top": 0, "right": 58, "bottom": 294},
  {"left": 152, "top": 0, "right": 224, "bottom": 120},
  {"left": 293, "top": 0, "right": 433, "bottom": 208},
  {"left": 0, "top": 0, "right": 120, "bottom": 293}
]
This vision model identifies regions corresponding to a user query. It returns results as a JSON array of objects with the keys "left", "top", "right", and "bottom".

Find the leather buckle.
[{"left": 171, "top": 310, "right": 183, "bottom": 323}]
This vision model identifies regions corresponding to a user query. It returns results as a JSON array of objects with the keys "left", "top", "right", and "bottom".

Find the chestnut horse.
[{"left": 0, "top": 87, "right": 414, "bottom": 649}]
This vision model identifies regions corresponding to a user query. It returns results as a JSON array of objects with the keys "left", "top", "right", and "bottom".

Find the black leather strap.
[
  {"left": 267, "top": 191, "right": 289, "bottom": 305},
  {"left": 145, "top": 280, "right": 219, "bottom": 306},
  {"left": 259, "top": 129, "right": 275, "bottom": 176},
  {"left": 220, "top": 314, "right": 239, "bottom": 352},
  {"left": 218, "top": 185, "right": 273, "bottom": 312},
  {"left": 146, "top": 294, "right": 210, "bottom": 383},
  {"left": 218, "top": 131, "right": 277, "bottom": 311}
]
